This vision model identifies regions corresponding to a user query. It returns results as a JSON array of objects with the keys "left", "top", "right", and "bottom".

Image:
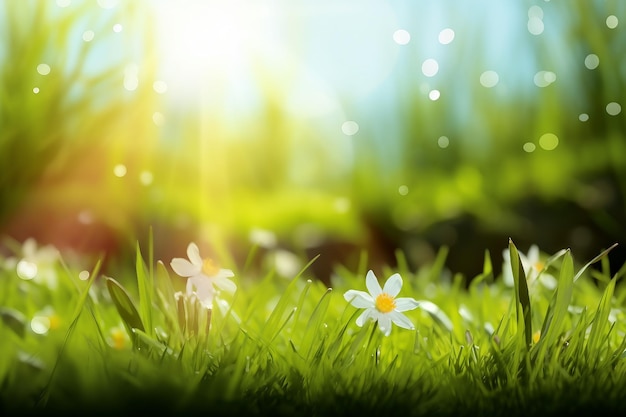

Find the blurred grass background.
[{"left": 1, "top": 0, "right": 625, "bottom": 282}]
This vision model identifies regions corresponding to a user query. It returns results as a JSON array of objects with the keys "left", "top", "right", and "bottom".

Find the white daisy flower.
[
  {"left": 170, "top": 242, "right": 236, "bottom": 309},
  {"left": 343, "top": 270, "right": 420, "bottom": 336}
]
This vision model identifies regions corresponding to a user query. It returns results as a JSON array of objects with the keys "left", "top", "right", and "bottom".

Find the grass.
[{"left": 1, "top": 236, "right": 626, "bottom": 416}]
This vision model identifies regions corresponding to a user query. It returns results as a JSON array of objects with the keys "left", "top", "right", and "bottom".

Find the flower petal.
[
  {"left": 23, "top": 238, "right": 37, "bottom": 258},
  {"left": 377, "top": 314, "right": 392, "bottom": 336},
  {"left": 171, "top": 258, "right": 199, "bottom": 277},
  {"left": 388, "top": 310, "right": 415, "bottom": 330},
  {"left": 382, "top": 273, "right": 403, "bottom": 297},
  {"left": 187, "top": 242, "right": 203, "bottom": 267},
  {"left": 214, "top": 276, "right": 237, "bottom": 294},
  {"left": 527, "top": 245, "right": 540, "bottom": 264},
  {"left": 187, "top": 276, "right": 214, "bottom": 306},
  {"left": 394, "top": 297, "right": 419, "bottom": 312},
  {"left": 218, "top": 268, "right": 235, "bottom": 278},
  {"left": 365, "top": 270, "right": 382, "bottom": 297},
  {"left": 344, "top": 290, "right": 374, "bottom": 308},
  {"left": 355, "top": 308, "right": 375, "bottom": 327}
]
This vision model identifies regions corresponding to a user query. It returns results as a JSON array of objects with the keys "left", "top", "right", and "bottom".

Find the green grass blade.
[
  {"left": 135, "top": 241, "right": 154, "bottom": 337},
  {"left": 106, "top": 277, "right": 145, "bottom": 334},
  {"left": 536, "top": 250, "right": 574, "bottom": 356},
  {"left": 573, "top": 243, "right": 618, "bottom": 282},
  {"left": 509, "top": 239, "right": 532, "bottom": 348}
]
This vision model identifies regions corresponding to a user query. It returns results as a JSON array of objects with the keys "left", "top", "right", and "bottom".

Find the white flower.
[
  {"left": 502, "top": 244, "right": 557, "bottom": 290},
  {"left": 170, "top": 242, "right": 236, "bottom": 309},
  {"left": 343, "top": 270, "right": 419, "bottom": 336},
  {"left": 5, "top": 238, "right": 60, "bottom": 289}
]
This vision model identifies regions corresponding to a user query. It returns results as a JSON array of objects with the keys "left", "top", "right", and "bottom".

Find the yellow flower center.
[
  {"left": 202, "top": 258, "right": 220, "bottom": 276},
  {"left": 533, "top": 260, "right": 545, "bottom": 272},
  {"left": 375, "top": 293, "right": 396, "bottom": 313}
]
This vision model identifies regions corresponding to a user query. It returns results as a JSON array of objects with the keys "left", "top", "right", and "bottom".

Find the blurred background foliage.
[{"left": 1, "top": 0, "right": 625, "bottom": 281}]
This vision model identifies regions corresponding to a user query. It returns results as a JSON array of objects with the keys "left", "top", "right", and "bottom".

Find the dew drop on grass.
[
  {"left": 32, "top": 87, "right": 39, "bottom": 94},
  {"left": 579, "top": 113, "right": 589, "bottom": 122},
  {"left": 428, "top": 90, "right": 440, "bottom": 100},
  {"left": 438, "top": 136, "right": 449, "bottom": 148},
  {"left": 398, "top": 185, "right": 409, "bottom": 196},
  {"left": 523, "top": 142, "right": 536, "bottom": 152}
]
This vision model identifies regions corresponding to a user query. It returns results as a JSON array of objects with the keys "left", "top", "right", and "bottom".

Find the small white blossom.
[
  {"left": 344, "top": 270, "right": 419, "bottom": 336},
  {"left": 502, "top": 244, "right": 557, "bottom": 290},
  {"left": 170, "top": 242, "right": 236, "bottom": 309}
]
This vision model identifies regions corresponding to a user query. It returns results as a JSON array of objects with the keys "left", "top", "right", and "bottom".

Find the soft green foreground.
[{"left": 1, "top": 238, "right": 626, "bottom": 416}]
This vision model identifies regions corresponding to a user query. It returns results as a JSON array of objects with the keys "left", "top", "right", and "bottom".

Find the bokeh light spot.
[
  {"left": 584, "top": 54, "right": 599, "bottom": 70},
  {"left": 579, "top": 113, "right": 589, "bottom": 122},
  {"left": 37, "top": 64, "right": 51, "bottom": 75},
  {"left": 31, "top": 316, "right": 51, "bottom": 335},
  {"left": 97, "top": 0, "right": 119, "bottom": 9},
  {"left": 334, "top": 197, "right": 350, "bottom": 213},
  {"left": 533, "top": 71, "right": 556, "bottom": 87},
  {"left": 82, "top": 30, "right": 95, "bottom": 42},
  {"left": 438, "top": 28, "right": 455, "bottom": 44},
  {"left": 342, "top": 121, "right": 359, "bottom": 136},
  {"left": 523, "top": 142, "right": 536, "bottom": 152},
  {"left": 17, "top": 260, "right": 37, "bottom": 280},
  {"left": 153, "top": 80, "right": 168, "bottom": 94},
  {"left": 606, "top": 102, "right": 622, "bottom": 116},
  {"left": 428, "top": 90, "right": 440, "bottom": 100},
  {"left": 422, "top": 59, "right": 439, "bottom": 77},
  {"left": 438, "top": 136, "right": 450, "bottom": 148},
  {"left": 393, "top": 29, "right": 411, "bottom": 45},
  {"left": 398, "top": 185, "right": 409, "bottom": 196},
  {"left": 140, "top": 171, "right": 154, "bottom": 185},
  {"left": 113, "top": 164, "right": 127, "bottom": 177},
  {"left": 539, "top": 133, "right": 559, "bottom": 150},
  {"left": 527, "top": 17, "right": 544, "bottom": 35},
  {"left": 113, "top": 23, "right": 123, "bottom": 32},
  {"left": 77, "top": 210, "right": 93, "bottom": 224},
  {"left": 33, "top": 87, "right": 40, "bottom": 94},
  {"left": 528, "top": 6, "right": 544, "bottom": 19},
  {"left": 123, "top": 64, "right": 139, "bottom": 91},
  {"left": 79, "top": 270, "right": 90, "bottom": 281},
  {"left": 152, "top": 112, "right": 165, "bottom": 126},
  {"left": 606, "top": 15, "right": 618, "bottom": 29},
  {"left": 56, "top": 0, "right": 71, "bottom": 7},
  {"left": 480, "top": 71, "right": 499, "bottom": 87}
]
